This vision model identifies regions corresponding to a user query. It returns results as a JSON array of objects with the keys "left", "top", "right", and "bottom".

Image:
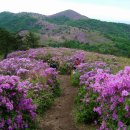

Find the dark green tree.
[
  {"left": 0, "top": 28, "right": 15, "bottom": 58},
  {"left": 25, "top": 32, "right": 40, "bottom": 48}
]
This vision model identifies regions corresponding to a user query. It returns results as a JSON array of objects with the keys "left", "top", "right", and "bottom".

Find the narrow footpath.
[{"left": 39, "top": 75, "right": 95, "bottom": 130}]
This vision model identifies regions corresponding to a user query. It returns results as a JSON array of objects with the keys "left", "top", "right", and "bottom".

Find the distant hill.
[
  {"left": 0, "top": 11, "right": 110, "bottom": 44},
  {"left": 0, "top": 10, "right": 130, "bottom": 57},
  {"left": 48, "top": 9, "right": 88, "bottom": 20}
]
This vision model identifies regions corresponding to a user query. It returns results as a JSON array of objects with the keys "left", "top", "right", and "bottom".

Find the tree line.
[{"left": 0, "top": 28, "right": 40, "bottom": 59}]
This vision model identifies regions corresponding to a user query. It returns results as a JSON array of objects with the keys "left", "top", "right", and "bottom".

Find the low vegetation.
[{"left": 0, "top": 47, "right": 130, "bottom": 129}]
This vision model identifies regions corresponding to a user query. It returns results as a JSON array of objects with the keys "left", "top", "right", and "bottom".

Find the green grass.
[{"left": 70, "top": 71, "right": 80, "bottom": 87}]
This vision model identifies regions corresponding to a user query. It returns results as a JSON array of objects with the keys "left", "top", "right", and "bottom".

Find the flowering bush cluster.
[
  {"left": 0, "top": 48, "right": 62, "bottom": 129},
  {"left": 69, "top": 51, "right": 85, "bottom": 65},
  {"left": 70, "top": 52, "right": 86, "bottom": 85},
  {"left": 0, "top": 58, "right": 48, "bottom": 78},
  {"left": 79, "top": 66, "right": 130, "bottom": 129},
  {"left": 77, "top": 61, "right": 109, "bottom": 74},
  {"left": 71, "top": 61, "right": 110, "bottom": 87},
  {"left": 0, "top": 57, "right": 60, "bottom": 113},
  {"left": 0, "top": 75, "right": 36, "bottom": 130},
  {"left": 7, "top": 48, "right": 68, "bottom": 61},
  {"left": 7, "top": 48, "right": 86, "bottom": 74},
  {"left": 73, "top": 61, "right": 110, "bottom": 123},
  {"left": 93, "top": 68, "right": 130, "bottom": 129},
  {"left": 0, "top": 57, "right": 58, "bottom": 88},
  {"left": 68, "top": 52, "right": 130, "bottom": 129}
]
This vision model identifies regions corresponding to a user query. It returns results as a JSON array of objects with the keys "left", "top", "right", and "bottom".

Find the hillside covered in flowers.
[{"left": 0, "top": 47, "right": 130, "bottom": 129}]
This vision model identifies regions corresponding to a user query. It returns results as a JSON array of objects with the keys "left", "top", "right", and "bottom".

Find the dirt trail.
[{"left": 39, "top": 75, "right": 79, "bottom": 130}]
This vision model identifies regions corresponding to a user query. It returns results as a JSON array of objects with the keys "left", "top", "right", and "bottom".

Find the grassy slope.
[
  {"left": 46, "top": 17, "right": 130, "bottom": 57},
  {"left": 66, "top": 19, "right": 130, "bottom": 56},
  {"left": 46, "top": 17, "right": 130, "bottom": 40}
]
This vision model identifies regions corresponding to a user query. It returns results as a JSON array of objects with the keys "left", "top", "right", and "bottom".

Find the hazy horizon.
[{"left": 0, "top": 0, "right": 130, "bottom": 24}]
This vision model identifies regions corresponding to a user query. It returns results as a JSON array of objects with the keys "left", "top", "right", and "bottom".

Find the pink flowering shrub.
[
  {"left": 73, "top": 60, "right": 109, "bottom": 123},
  {"left": 92, "top": 67, "right": 130, "bottom": 129},
  {"left": 77, "top": 61, "right": 109, "bottom": 74},
  {"left": 69, "top": 51, "right": 85, "bottom": 65},
  {"left": 71, "top": 61, "right": 110, "bottom": 87},
  {"left": 0, "top": 57, "right": 60, "bottom": 114},
  {"left": 0, "top": 58, "right": 48, "bottom": 78},
  {"left": 63, "top": 52, "right": 85, "bottom": 82},
  {"left": 79, "top": 67, "right": 130, "bottom": 129},
  {"left": 7, "top": 48, "right": 65, "bottom": 62},
  {"left": 0, "top": 75, "right": 36, "bottom": 130},
  {"left": 0, "top": 58, "right": 59, "bottom": 92},
  {"left": 7, "top": 48, "right": 86, "bottom": 74},
  {"left": 29, "top": 67, "right": 60, "bottom": 98},
  {"left": 74, "top": 68, "right": 107, "bottom": 123},
  {"left": 7, "top": 48, "right": 46, "bottom": 59}
]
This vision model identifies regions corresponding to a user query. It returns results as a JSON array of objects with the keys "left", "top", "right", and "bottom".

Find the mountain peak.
[{"left": 49, "top": 9, "right": 88, "bottom": 20}]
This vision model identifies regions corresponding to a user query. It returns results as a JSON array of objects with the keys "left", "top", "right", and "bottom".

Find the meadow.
[{"left": 0, "top": 47, "right": 130, "bottom": 129}]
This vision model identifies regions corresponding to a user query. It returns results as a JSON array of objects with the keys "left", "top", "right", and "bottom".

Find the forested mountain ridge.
[{"left": 0, "top": 10, "right": 130, "bottom": 57}]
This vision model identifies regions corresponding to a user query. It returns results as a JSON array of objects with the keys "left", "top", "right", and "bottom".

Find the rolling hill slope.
[{"left": 0, "top": 10, "right": 130, "bottom": 57}]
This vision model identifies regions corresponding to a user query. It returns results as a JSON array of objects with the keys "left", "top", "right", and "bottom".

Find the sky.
[{"left": 0, "top": 0, "right": 130, "bottom": 24}]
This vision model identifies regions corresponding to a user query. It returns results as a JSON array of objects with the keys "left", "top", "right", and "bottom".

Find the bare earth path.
[
  {"left": 39, "top": 75, "right": 78, "bottom": 130},
  {"left": 39, "top": 75, "right": 96, "bottom": 130}
]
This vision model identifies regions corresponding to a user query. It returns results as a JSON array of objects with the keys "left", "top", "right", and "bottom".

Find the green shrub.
[
  {"left": 70, "top": 71, "right": 80, "bottom": 87},
  {"left": 59, "top": 63, "right": 71, "bottom": 75},
  {"left": 74, "top": 86, "right": 99, "bottom": 123},
  {"left": 36, "top": 53, "right": 52, "bottom": 62},
  {"left": 28, "top": 89, "right": 54, "bottom": 114},
  {"left": 28, "top": 78, "right": 61, "bottom": 115},
  {"left": 53, "top": 86, "right": 61, "bottom": 97},
  {"left": 26, "top": 118, "right": 40, "bottom": 130},
  {"left": 51, "top": 79, "right": 61, "bottom": 97}
]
